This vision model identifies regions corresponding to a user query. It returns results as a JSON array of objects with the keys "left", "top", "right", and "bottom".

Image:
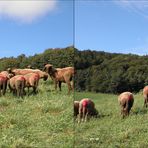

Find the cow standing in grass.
[
  {"left": 78, "top": 98, "right": 98, "bottom": 123},
  {"left": 8, "top": 75, "right": 26, "bottom": 97},
  {"left": 24, "top": 73, "right": 40, "bottom": 94},
  {"left": 0, "top": 71, "right": 14, "bottom": 96},
  {"left": 0, "top": 74, "right": 8, "bottom": 96},
  {"left": 118, "top": 92, "right": 134, "bottom": 118},
  {"left": 43, "top": 64, "right": 75, "bottom": 94}
]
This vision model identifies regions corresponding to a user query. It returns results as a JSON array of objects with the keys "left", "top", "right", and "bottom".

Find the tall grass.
[
  {"left": 74, "top": 92, "right": 148, "bottom": 148},
  {"left": 0, "top": 80, "right": 74, "bottom": 148}
]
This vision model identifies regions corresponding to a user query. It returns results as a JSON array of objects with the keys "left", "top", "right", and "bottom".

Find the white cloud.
[
  {"left": 114, "top": 0, "right": 148, "bottom": 19},
  {"left": 0, "top": 0, "right": 57, "bottom": 23}
]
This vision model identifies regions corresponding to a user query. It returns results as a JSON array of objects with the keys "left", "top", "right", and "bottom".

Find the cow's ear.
[{"left": 44, "top": 63, "right": 47, "bottom": 66}]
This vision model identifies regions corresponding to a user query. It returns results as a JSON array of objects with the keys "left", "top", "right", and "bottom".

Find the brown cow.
[
  {"left": 143, "top": 86, "right": 148, "bottom": 107},
  {"left": 0, "top": 71, "right": 14, "bottom": 96},
  {"left": 43, "top": 64, "right": 75, "bottom": 94},
  {"left": 118, "top": 92, "right": 134, "bottom": 118},
  {"left": 8, "top": 75, "right": 26, "bottom": 97},
  {"left": 0, "top": 74, "right": 8, "bottom": 96},
  {"left": 24, "top": 73, "right": 40, "bottom": 94},
  {"left": 78, "top": 98, "right": 98, "bottom": 123},
  {"left": 8, "top": 68, "right": 48, "bottom": 81}
]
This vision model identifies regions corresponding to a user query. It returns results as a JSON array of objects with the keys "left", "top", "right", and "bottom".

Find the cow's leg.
[
  {"left": 2, "top": 82, "right": 6, "bottom": 95},
  {"left": 17, "top": 89, "right": 20, "bottom": 97},
  {"left": 121, "top": 106, "right": 125, "bottom": 118},
  {"left": 33, "top": 86, "right": 37, "bottom": 94},
  {"left": 66, "top": 81, "right": 72, "bottom": 95},
  {"left": 78, "top": 104, "right": 82, "bottom": 123},
  {"left": 84, "top": 109, "right": 89, "bottom": 122},
  {"left": 58, "top": 81, "right": 62, "bottom": 91},
  {"left": 82, "top": 107, "right": 86, "bottom": 122}
]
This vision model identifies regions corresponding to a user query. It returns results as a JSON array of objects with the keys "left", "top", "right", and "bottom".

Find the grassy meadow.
[
  {"left": 1, "top": 78, "right": 148, "bottom": 148},
  {"left": 74, "top": 91, "right": 148, "bottom": 148},
  {"left": 0, "top": 79, "right": 74, "bottom": 148}
]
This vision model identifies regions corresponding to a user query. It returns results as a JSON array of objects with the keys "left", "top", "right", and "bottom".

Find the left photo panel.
[{"left": 0, "top": 0, "right": 74, "bottom": 147}]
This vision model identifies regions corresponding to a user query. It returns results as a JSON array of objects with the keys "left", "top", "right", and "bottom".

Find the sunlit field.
[
  {"left": 74, "top": 91, "right": 148, "bottom": 148},
  {"left": 0, "top": 79, "right": 74, "bottom": 148}
]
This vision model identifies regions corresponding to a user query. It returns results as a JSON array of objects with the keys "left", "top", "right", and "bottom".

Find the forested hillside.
[
  {"left": 75, "top": 49, "right": 148, "bottom": 94},
  {"left": 0, "top": 46, "right": 74, "bottom": 71}
]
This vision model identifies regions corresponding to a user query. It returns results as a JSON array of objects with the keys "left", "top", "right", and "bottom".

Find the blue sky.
[
  {"left": 0, "top": 0, "right": 73, "bottom": 58},
  {"left": 1, "top": 0, "right": 148, "bottom": 58},
  {"left": 75, "top": 0, "right": 148, "bottom": 55}
]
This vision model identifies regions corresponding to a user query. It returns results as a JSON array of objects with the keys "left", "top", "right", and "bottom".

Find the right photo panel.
[{"left": 74, "top": 1, "right": 148, "bottom": 147}]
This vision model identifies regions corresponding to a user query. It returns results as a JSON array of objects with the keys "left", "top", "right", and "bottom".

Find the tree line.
[
  {"left": 74, "top": 49, "right": 148, "bottom": 94},
  {"left": 1, "top": 47, "right": 148, "bottom": 94},
  {"left": 0, "top": 46, "right": 74, "bottom": 71}
]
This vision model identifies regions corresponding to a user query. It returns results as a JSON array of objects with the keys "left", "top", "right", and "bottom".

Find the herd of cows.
[
  {"left": 74, "top": 87, "right": 148, "bottom": 122},
  {"left": 2, "top": 63, "right": 148, "bottom": 122},
  {"left": 0, "top": 64, "right": 75, "bottom": 97}
]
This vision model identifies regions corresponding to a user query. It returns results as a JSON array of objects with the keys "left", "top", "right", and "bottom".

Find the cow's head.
[{"left": 43, "top": 64, "right": 56, "bottom": 76}]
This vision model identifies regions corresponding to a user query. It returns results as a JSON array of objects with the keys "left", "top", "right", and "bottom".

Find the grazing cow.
[
  {"left": 43, "top": 64, "right": 75, "bottom": 94},
  {"left": 118, "top": 92, "right": 134, "bottom": 118},
  {"left": 143, "top": 86, "right": 148, "bottom": 107},
  {"left": 74, "top": 101, "right": 79, "bottom": 117},
  {"left": 24, "top": 73, "right": 40, "bottom": 94},
  {"left": 0, "top": 71, "right": 14, "bottom": 96},
  {"left": 78, "top": 98, "right": 98, "bottom": 123},
  {"left": 7, "top": 68, "right": 48, "bottom": 81},
  {"left": 0, "top": 74, "right": 8, "bottom": 96},
  {"left": 8, "top": 75, "right": 26, "bottom": 97}
]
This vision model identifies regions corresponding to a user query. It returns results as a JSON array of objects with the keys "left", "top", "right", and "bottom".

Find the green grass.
[
  {"left": 74, "top": 92, "right": 148, "bottom": 148},
  {"left": 2, "top": 81, "right": 147, "bottom": 148},
  {"left": 0, "top": 80, "right": 74, "bottom": 148}
]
